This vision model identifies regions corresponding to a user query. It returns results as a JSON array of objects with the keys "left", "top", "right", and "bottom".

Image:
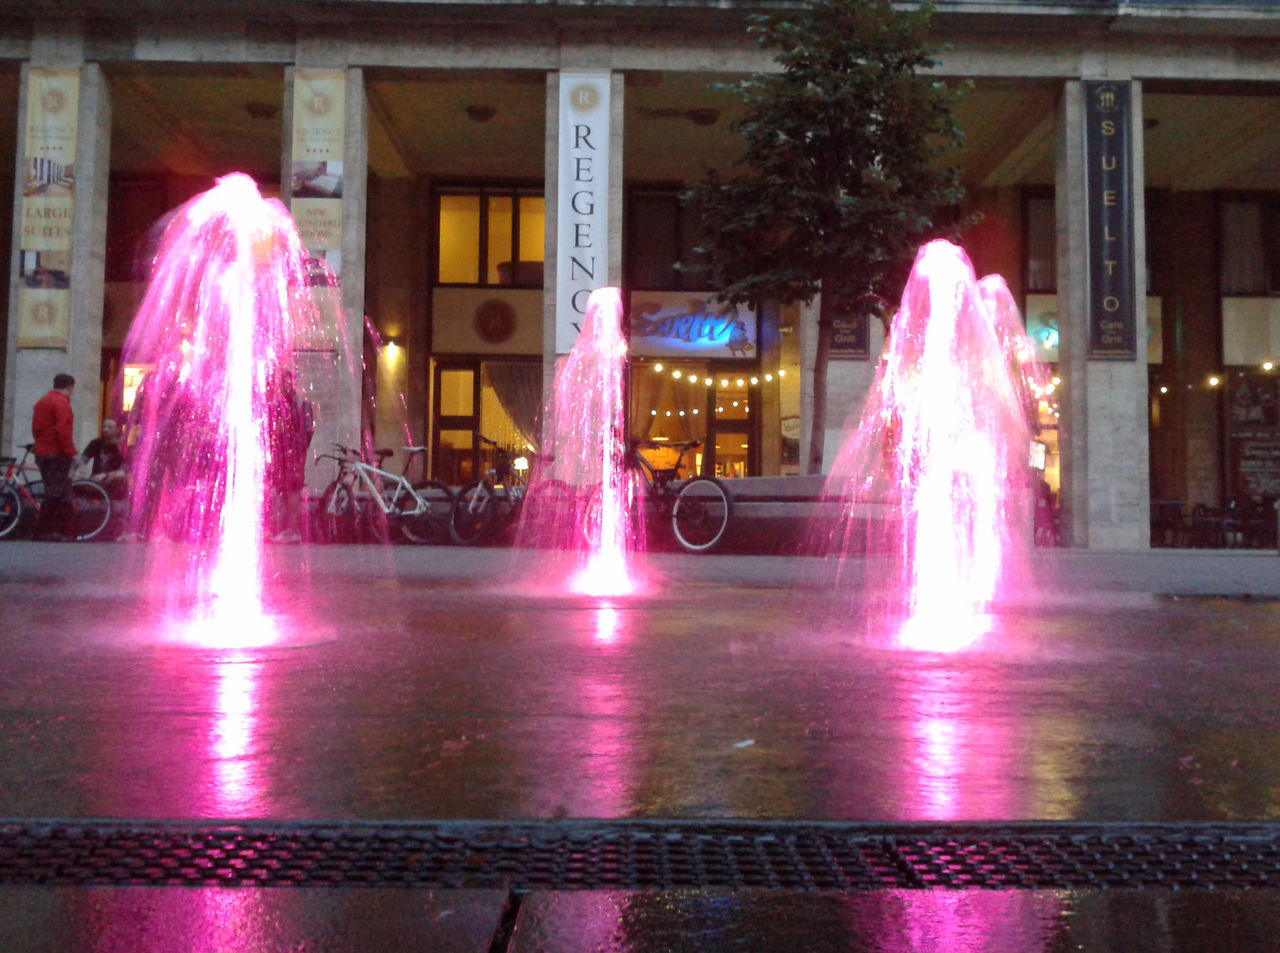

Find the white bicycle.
[{"left": 314, "top": 444, "right": 454, "bottom": 544}]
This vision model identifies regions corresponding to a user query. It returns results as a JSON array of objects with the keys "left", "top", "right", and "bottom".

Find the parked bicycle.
[
  {"left": 450, "top": 435, "right": 565, "bottom": 546},
  {"left": 314, "top": 444, "right": 454, "bottom": 544},
  {"left": 584, "top": 438, "right": 733, "bottom": 553},
  {"left": 0, "top": 444, "right": 112, "bottom": 541}
]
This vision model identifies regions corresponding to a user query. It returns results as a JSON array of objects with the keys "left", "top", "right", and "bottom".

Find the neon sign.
[{"left": 629, "top": 293, "right": 757, "bottom": 359}]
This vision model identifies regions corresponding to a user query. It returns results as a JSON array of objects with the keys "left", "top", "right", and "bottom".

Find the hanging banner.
[
  {"left": 1084, "top": 81, "right": 1136, "bottom": 359},
  {"left": 556, "top": 72, "right": 611, "bottom": 354},
  {"left": 290, "top": 68, "right": 345, "bottom": 282},
  {"left": 17, "top": 68, "right": 79, "bottom": 349}
]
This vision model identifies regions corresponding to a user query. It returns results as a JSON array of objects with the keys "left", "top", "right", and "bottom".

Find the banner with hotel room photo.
[
  {"left": 290, "top": 68, "right": 345, "bottom": 286},
  {"left": 17, "top": 68, "right": 79, "bottom": 349}
]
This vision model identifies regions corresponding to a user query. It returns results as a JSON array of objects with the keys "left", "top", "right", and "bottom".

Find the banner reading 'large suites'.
[{"left": 17, "top": 68, "right": 79, "bottom": 350}]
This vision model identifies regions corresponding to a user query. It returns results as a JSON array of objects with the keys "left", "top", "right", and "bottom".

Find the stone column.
[
  {"left": 5, "top": 40, "right": 111, "bottom": 457},
  {"left": 1055, "top": 79, "right": 1151, "bottom": 549},
  {"left": 282, "top": 65, "right": 368, "bottom": 475}
]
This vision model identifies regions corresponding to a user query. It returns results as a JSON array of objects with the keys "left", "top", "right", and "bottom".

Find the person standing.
[
  {"left": 31, "top": 372, "right": 77, "bottom": 541},
  {"left": 268, "top": 369, "right": 314, "bottom": 543}
]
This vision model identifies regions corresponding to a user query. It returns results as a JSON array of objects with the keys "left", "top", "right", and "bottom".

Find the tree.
[{"left": 684, "top": 0, "right": 966, "bottom": 474}]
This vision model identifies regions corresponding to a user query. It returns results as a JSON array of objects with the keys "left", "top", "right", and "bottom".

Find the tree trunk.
[{"left": 806, "top": 284, "right": 836, "bottom": 475}]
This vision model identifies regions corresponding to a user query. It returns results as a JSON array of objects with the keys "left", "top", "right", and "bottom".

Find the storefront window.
[
  {"left": 631, "top": 362, "right": 709, "bottom": 477},
  {"left": 631, "top": 361, "right": 761, "bottom": 477}
]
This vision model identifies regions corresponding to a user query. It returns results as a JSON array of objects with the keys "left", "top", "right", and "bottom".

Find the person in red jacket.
[{"left": 31, "top": 372, "right": 77, "bottom": 540}]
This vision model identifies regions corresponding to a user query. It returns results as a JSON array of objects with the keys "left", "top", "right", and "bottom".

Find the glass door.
[{"left": 432, "top": 361, "right": 479, "bottom": 484}]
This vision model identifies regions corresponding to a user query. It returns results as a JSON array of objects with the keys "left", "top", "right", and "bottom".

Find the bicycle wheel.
[
  {"left": 577, "top": 482, "right": 604, "bottom": 548},
  {"left": 450, "top": 481, "right": 495, "bottom": 545},
  {"left": 360, "top": 492, "right": 392, "bottom": 544},
  {"left": 401, "top": 480, "right": 454, "bottom": 544},
  {"left": 671, "top": 477, "right": 732, "bottom": 552},
  {"left": 0, "top": 485, "right": 22, "bottom": 539},
  {"left": 317, "top": 482, "right": 357, "bottom": 543},
  {"left": 70, "top": 480, "right": 112, "bottom": 541},
  {"left": 516, "top": 478, "right": 575, "bottom": 548}
]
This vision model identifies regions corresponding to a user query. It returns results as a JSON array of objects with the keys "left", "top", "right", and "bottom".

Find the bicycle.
[
  {"left": 582, "top": 438, "right": 733, "bottom": 553},
  {"left": 313, "top": 444, "right": 454, "bottom": 544},
  {"left": 450, "top": 435, "right": 566, "bottom": 546},
  {"left": 0, "top": 444, "right": 112, "bottom": 541}
]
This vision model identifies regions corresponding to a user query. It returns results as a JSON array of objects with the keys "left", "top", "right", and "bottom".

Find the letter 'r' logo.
[{"left": 570, "top": 84, "right": 598, "bottom": 111}]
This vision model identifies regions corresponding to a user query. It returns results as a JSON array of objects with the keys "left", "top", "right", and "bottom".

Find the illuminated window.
[
  {"left": 121, "top": 364, "right": 152, "bottom": 413},
  {"left": 436, "top": 187, "right": 544, "bottom": 286}
]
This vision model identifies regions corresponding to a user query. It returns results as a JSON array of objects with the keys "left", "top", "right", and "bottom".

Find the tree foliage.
[
  {"left": 683, "top": 0, "right": 967, "bottom": 471},
  {"left": 687, "top": 0, "right": 965, "bottom": 314}
]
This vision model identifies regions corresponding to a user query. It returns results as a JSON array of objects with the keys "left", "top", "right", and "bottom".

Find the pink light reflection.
[
  {"left": 210, "top": 655, "right": 267, "bottom": 816},
  {"left": 526, "top": 605, "right": 634, "bottom": 815},
  {"left": 594, "top": 604, "right": 620, "bottom": 643},
  {"left": 846, "top": 891, "right": 1064, "bottom": 953},
  {"left": 895, "top": 666, "right": 1021, "bottom": 822}
]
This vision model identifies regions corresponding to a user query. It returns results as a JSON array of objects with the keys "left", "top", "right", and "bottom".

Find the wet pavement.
[{"left": 3, "top": 542, "right": 1280, "bottom": 949}]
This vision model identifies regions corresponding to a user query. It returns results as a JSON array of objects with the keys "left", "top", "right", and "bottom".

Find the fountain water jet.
[
  {"left": 124, "top": 174, "right": 335, "bottom": 646},
  {"left": 517, "top": 287, "right": 643, "bottom": 596},
  {"left": 823, "top": 240, "right": 1045, "bottom": 651}
]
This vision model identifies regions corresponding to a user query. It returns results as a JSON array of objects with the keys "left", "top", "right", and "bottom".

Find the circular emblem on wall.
[
  {"left": 569, "top": 83, "right": 599, "bottom": 111},
  {"left": 306, "top": 91, "right": 332, "bottom": 116},
  {"left": 29, "top": 302, "right": 55, "bottom": 328},
  {"left": 42, "top": 89, "right": 65, "bottom": 114},
  {"left": 475, "top": 299, "right": 517, "bottom": 344},
  {"left": 1093, "top": 84, "right": 1119, "bottom": 112}
]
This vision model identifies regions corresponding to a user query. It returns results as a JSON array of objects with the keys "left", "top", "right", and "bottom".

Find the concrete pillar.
[
  {"left": 282, "top": 65, "right": 367, "bottom": 476},
  {"left": 1056, "top": 79, "right": 1151, "bottom": 549},
  {"left": 5, "top": 41, "right": 111, "bottom": 458}
]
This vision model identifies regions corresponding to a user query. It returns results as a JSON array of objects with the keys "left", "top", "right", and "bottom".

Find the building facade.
[{"left": 3, "top": 0, "right": 1279, "bottom": 549}]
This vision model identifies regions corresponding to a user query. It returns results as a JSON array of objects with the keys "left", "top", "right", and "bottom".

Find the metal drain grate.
[{"left": 4, "top": 820, "right": 1280, "bottom": 890}]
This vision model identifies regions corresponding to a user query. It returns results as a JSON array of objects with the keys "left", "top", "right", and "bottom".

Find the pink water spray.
[
  {"left": 824, "top": 240, "right": 1045, "bottom": 651},
  {"left": 518, "top": 287, "right": 642, "bottom": 596},
  {"left": 124, "top": 174, "right": 328, "bottom": 643}
]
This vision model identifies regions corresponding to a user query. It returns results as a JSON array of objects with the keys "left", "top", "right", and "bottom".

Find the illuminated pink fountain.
[
  {"left": 518, "top": 287, "right": 642, "bottom": 596},
  {"left": 124, "top": 174, "right": 328, "bottom": 646},
  {"left": 824, "top": 240, "right": 1044, "bottom": 651}
]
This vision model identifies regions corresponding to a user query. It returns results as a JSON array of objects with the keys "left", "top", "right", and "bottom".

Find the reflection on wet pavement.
[
  {"left": 7, "top": 885, "right": 1280, "bottom": 952},
  {"left": 4, "top": 548, "right": 1280, "bottom": 950},
  {"left": 3, "top": 570, "right": 1280, "bottom": 823}
]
